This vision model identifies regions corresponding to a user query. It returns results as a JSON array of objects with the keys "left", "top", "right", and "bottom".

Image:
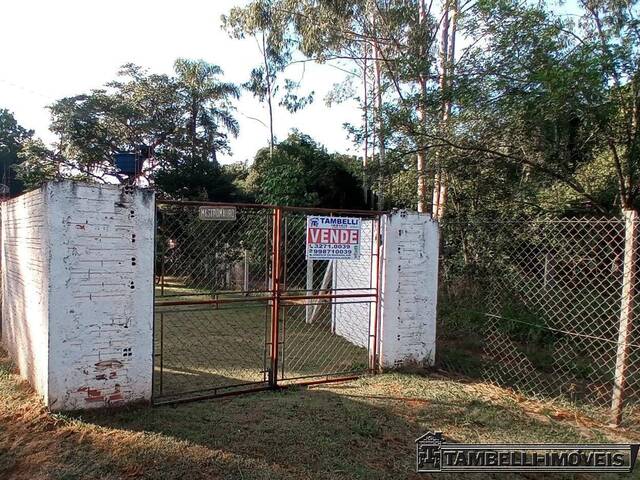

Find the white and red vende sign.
[{"left": 306, "top": 216, "right": 361, "bottom": 260}]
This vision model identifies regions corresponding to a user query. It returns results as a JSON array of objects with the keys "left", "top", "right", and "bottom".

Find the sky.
[{"left": 0, "top": 0, "right": 362, "bottom": 164}]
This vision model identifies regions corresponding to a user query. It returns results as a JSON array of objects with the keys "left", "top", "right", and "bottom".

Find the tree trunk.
[
  {"left": 363, "top": 37, "right": 369, "bottom": 204},
  {"left": 432, "top": 171, "right": 441, "bottom": 215},
  {"left": 417, "top": 0, "right": 429, "bottom": 213},
  {"left": 190, "top": 96, "right": 198, "bottom": 162},
  {"left": 374, "top": 32, "right": 385, "bottom": 209},
  {"left": 438, "top": 0, "right": 458, "bottom": 220},
  {"left": 432, "top": 1, "right": 450, "bottom": 218},
  {"left": 262, "top": 30, "right": 275, "bottom": 158},
  {"left": 417, "top": 145, "right": 428, "bottom": 213},
  {"left": 433, "top": 0, "right": 458, "bottom": 220},
  {"left": 368, "top": 5, "right": 385, "bottom": 209}
]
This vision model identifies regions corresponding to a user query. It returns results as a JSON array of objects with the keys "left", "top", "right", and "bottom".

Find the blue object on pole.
[{"left": 114, "top": 152, "right": 140, "bottom": 175}]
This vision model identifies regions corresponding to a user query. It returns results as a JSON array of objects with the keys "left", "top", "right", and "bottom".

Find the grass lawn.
[{"left": 1, "top": 347, "right": 640, "bottom": 480}]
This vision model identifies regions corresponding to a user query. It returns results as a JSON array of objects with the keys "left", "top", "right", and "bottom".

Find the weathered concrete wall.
[
  {"left": 1, "top": 187, "right": 50, "bottom": 403},
  {"left": 330, "top": 211, "right": 439, "bottom": 369},
  {"left": 47, "top": 182, "right": 154, "bottom": 410},
  {"left": 379, "top": 211, "right": 439, "bottom": 368},
  {"left": 1, "top": 181, "right": 155, "bottom": 411}
]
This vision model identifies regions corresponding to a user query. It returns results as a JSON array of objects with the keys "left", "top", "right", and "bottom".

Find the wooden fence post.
[
  {"left": 610, "top": 209, "right": 638, "bottom": 427},
  {"left": 308, "top": 260, "right": 334, "bottom": 324}
]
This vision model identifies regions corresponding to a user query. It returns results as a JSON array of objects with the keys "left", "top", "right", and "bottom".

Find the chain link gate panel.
[
  {"left": 153, "top": 201, "right": 275, "bottom": 403},
  {"left": 276, "top": 210, "right": 382, "bottom": 385},
  {"left": 153, "top": 200, "right": 382, "bottom": 404}
]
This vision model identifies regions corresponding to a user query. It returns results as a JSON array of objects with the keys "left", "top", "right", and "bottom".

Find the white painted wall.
[
  {"left": 379, "top": 211, "right": 439, "bottom": 368},
  {"left": 1, "top": 186, "right": 50, "bottom": 403},
  {"left": 330, "top": 211, "right": 439, "bottom": 369},
  {"left": 47, "top": 182, "right": 154, "bottom": 410},
  {"left": 332, "top": 219, "right": 375, "bottom": 349},
  {"left": 1, "top": 181, "right": 155, "bottom": 411}
]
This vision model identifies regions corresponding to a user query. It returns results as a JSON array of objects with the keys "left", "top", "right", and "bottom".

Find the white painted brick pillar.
[
  {"left": 48, "top": 181, "right": 154, "bottom": 410},
  {"left": 2, "top": 181, "right": 155, "bottom": 411},
  {"left": 378, "top": 210, "right": 439, "bottom": 368},
  {"left": 1, "top": 185, "right": 50, "bottom": 399}
]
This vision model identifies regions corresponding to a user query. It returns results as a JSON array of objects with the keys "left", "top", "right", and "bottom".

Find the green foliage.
[
  {"left": 222, "top": 0, "right": 314, "bottom": 149},
  {"left": 15, "top": 139, "right": 60, "bottom": 189},
  {"left": 20, "top": 59, "right": 240, "bottom": 201},
  {"left": 221, "top": 161, "right": 255, "bottom": 202},
  {"left": 172, "top": 58, "right": 240, "bottom": 159},
  {"left": 247, "top": 132, "right": 366, "bottom": 208},
  {"left": 537, "top": 150, "right": 622, "bottom": 214},
  {"left": 222, "top": 0, "right": 640, "bottom": 217},
  {"left": 251, "top": 149, "right": 310, "bottom": 206},
  {"left": 0, "top": 109, "right": 32, "bottom": 195},
  {"left": 154, "top": 159, "right": 235, "bottom": 201},
  {"left": 16, "top": 0, "right": 640, "bottom": 218},
  {"left": 498, "top": 304, "right": 555, "bottom": 345},
  {"left": 47, "top": 65, "right": 181, "bottom": 182}
]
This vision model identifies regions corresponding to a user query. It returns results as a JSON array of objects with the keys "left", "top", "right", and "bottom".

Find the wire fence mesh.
[
  {"left": 156, "top": 203, "right": 274, "bottom": 298},
  {"left": 278, "top": 302, "right": 371, "bottom": 382},
  {"left": 153, "top": 201, "right": 381, "bottom": 402},
  {"left": 279, "top": 211, "right": 378, "bottom": 382},
  {"left": 153, "top": 202, "right": 276, "bottom": 401},
  {"left": 0, "top": 205, "right": 2, "bottom": 336},
  {"left": 437, "top": 216, "right": 640, "bottom": 425},
  {"left": 153, "top": 304, "right": 271, "bottom": 399}
]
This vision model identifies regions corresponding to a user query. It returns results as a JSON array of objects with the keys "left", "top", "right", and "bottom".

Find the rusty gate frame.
[{"left": 152, "top": 199, "right": 384, "bottom": 404}]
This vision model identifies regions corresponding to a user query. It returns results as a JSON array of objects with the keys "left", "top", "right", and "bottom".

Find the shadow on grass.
[
  {"left": 71, "top": 380, "right": 635, "bottom": 480},
  {"left": 2, "top": 343, "right": 637, "bottom": 480},
  {"left": 72, "top": 387, "right": 456, "bottom": 480},
  {"left": 152, "top": 364, "right": 270, "bottom": 403}
]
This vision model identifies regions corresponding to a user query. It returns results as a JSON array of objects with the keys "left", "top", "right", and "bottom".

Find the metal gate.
[{"left": 153, "top": 200, "right": 382, "bottom": 404}]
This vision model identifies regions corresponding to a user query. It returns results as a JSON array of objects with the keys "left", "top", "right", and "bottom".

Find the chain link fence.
[
  {"left": 156, "top": 203, "right": 274, "bottom": 299},
  {"left": 153, "top": 201, "right": 381, "bottom": 403},
  {"left": 0, "top": 204, "right": 2, "bottom": 336},
  {"left": 437, "top": 215, "right": 640, "bottom": 426},
  {"left": 154, "top": 202, "right": 275, "bottom": 401},
  {"left": 279, "top": 212, "right": 377, "bottom": 383}
]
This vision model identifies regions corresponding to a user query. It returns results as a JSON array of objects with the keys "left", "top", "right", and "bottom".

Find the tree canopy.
[
  {"left": 222, "top": 0, "right": 640, "bottom": 218},
  {"left": 19, "top": 59, "right": 240, "bottom": 200},
  {"left": 0, "top": 109, "right": 32, "bottom": 196},
  {"left": 247, "top": 131, "right": 366, "bottom": 208},
  {"left": 12, "top": 1, "right": 640, "bottom": 218}
]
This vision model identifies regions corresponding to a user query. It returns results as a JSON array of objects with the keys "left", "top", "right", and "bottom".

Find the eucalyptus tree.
[
  {"left": 221, "top": 0, "right": 461, "bottom": 213},
  {"left": 428, "top": 0, "right": 640, "bottom": 215},
  {"left": 395, "top": 0, "right": 639, "bottom": 215},
  {"left": 222, "top": 1, "right": 313, "bottom": 157},
  {"left": 222, "top": 0, "right": 640, "bottom": 216},
  {"left": 577, "top": 0, "right": 640, "bottom": 210}
]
